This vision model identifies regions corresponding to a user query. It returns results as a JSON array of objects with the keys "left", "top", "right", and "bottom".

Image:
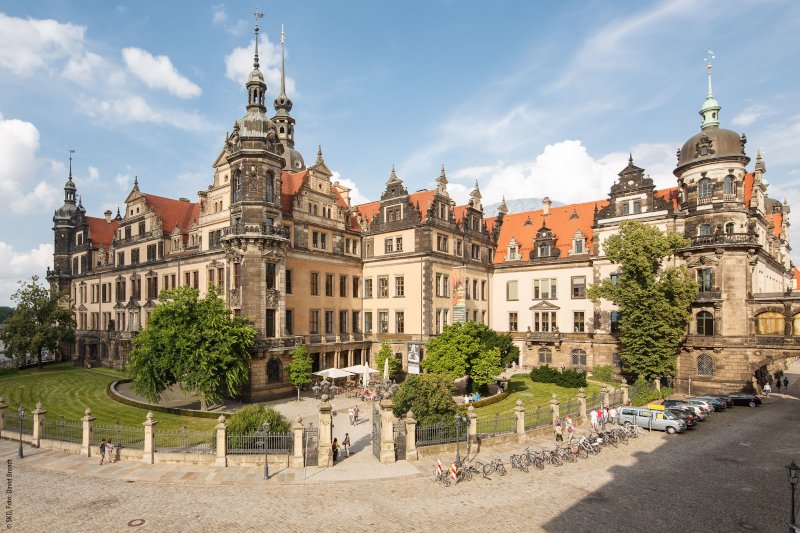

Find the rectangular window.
[
  {"left": 311, "top": 272, "right": 319, "bottom": 296},
  {"left": 471, "top": 244, "right": 480, "bottom": 260},
  {"left": 364, "top": 311, "right": 373, "bottom": 334},
  {"left": 352, "top": 311, "right": 360, "bottom": 333},
  {"left": 184, "top": 271, "right": 191, "bottom": 287},
  {"left": 533, "top": 278, "right": 557, "bottom": 299},
  {"left": 285, "top": 310, "right": 293, "bottom": 335},
  {"left": 506, "top": 280, "right": 518, "bottom": 301},
  {"left": 117, "top": 252, "right": 125, "bottom": 267},
  {"left": 285, "top": 269, "right": 292, "bottom": 294},
  {"left": 146, "top": 244, "right": 157, "bottom": 262},
  {"left": 574, "top": 311, "right": 585, "bottom": 333},
  {"left": 378, "top": 311, "right": 389, "bottom": 333},
  {"left": 395, "top": 311, "right": 405, "bottom": 333},
  {"left": 435, "top": 274, "right": 442, "bottom": 297},
  {"left": 436, "top": 234, "right": 449, "bottom": 252},
  {"left": 697, "top": 268, "right": 714, "bottom": 292},
  {"left": 266, "top": 263, "right": 276, "bottom": 290},
  {"left": 472, "top": 279, "right": 478, "bottom": 300},
  {"left": 325, "top": 274, "right": 334, "bottom": 297},
  {"left": 364, "top": 278, "right": 373, "bottom": 298},
  {"left": 116, "top": 279, "right": 126, "bottom": 302},
  {"left": 132, "top": 278, "right": 141, "bottom": 300},
  {"left": 571, "top": 276, "right": 586, "bottom": 298},
  {"left": 509, "top": 312, "right": 518, "bottom": 332},
  {"left": 310, "top": 310, "right": 320, "bottom": 334},
  {"left": 395, "top": 237, "right": 403, "bottom": 252},
  {"left": 610, "top": 311, "right": 620, "bottom": 333},
  {"left": 378, "top": 276, "right": 389, "bottom": 298},
  {"left": 385, "top": 238, "right": 394, "bottom": 254},
  {"left": 633, "top": 201, "right": 642, "bottom": 214},
  {"left": 321, "top": 233, "right": 328, "bottom": 250},
  {"left": 465, "top": 278, "right": 471, "bottom": 299},
  {"left": 456, "top": 240, "right": 463, "bottom": 257},
  {"left": 325, "top": 311, "right": 334, "bottom": 334},
  {"left": 339, "top": 310, "right": 348, "bottom": 333},
  {"left": 352, "top": 276, "right": 360, "bottom": 298},
  {"left": 481, "top": 280, "right": 487, "bottom": 300},
  {"left": 312, "top": 231, "right": 319, "bottom": 248},
  {"left": 131, "top": 248, "right": 140, "bottom": 264},
  {"left": 573, "top": 239, "right": 584, "bottom": 254},
  {"left": 339, "top": 275, "right": 348, "bottom": 297},
  {"left": 622, "top": 203, "right": 630, "bottom": 215},
  {"left": 395, "top": 276, "right": 405, "bottom": 297},
  {"left": 265, "top": 309, "right": 275, "bottom": 338},
  {"left": 610, "top": 273, "right": 619, "bottom": 286},
  {"left": 533, "top": 311, "right": 557, "bottom": 332}
]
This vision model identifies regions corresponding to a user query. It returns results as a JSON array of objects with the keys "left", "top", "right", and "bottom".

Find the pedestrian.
[
  {"left": 98, "top": 438, "right": 106, "bottom": 465},
  {"left": 609, "top": 407, "right": 618, "bottom": 426},
  {"left": 554, "top": 417, "right": 563, "bottom": 442},
  {"left": 784, "top": 376, "right": 789, "bottom": 389},
  {"left": 107, "top": 439, "right": 115, "bottom": 463},
  {"left": 348, "top": 407, "right": 355, "bottom": 426},
  {"left": 343, "top": 433, "right": 351, "bottom": 457},
  {"left": 763, "top": 382, "right": 771, "bottom": 396},
  {"left": 565, "top": 416, "right": 575, "bottom": 443},
  {"left": 353, "top": 405, "right": 359, "bottom": 424},
  {"left": 776, "top": 380, "right": 782, "bottom": 392},
  {"left": 331, "top": 438, "right": 340, "bottom": 462},
  {"left": 590, "top": 409, "right": 598, "bottom": 431},
  {"left": 596, "top": 409, "right": 604, "bottom": 429},
  {"left": 602, "top": 407, "right": 609, "bottom": 427}
]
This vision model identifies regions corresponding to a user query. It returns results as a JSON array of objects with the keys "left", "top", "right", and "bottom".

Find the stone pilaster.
[
  {"left": 0, "top": 397, "right": 7, "bottom": 434},
  {"left": 404, "top": 411, "right": 418, "bottom": 462},
  {"left": 215, "top": 415, "right": 227, "bottom": 467},
  {"left": 379, "top": 400, "right": 396, "bottom": 464},
  {"left": 32, "top": 402, "right": 46, "bottom": 448},
  {"left": 81, "top": 408, "right": 95, "bottom": 457},
  {"left": 601, "top": 385, "right": 610, "bottom": 409},
  {"left": 142, "top": 411, "right": 157, "bottom": 465},
  {"left": 466, "top": 405, "right": 478, "bottom": 453},
  {"left": 291, "top": 416, "right": 305, "bottom": 468},
  {"left": 318, "top": 400, "right": 333, "bottom": 467},
  {"left": 577, "top": 388, "right": 587, "bottom": 421},
  {"left": 514, "top": 400, "right": 526, "bottom": 443},
  {"left": 620, "top": 379, "right": 629, "bottom": 406}
]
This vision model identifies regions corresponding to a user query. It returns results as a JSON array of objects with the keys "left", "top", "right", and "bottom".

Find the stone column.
[
  {"left": 620, "top": 379, "right": 629, "bottom": 406},
  {"left": 601, "top": 385, "right": 610, "bottom": 409},
  {"left": 404, "top": 411, "right": 418, "bottom": 462},
  {"left": 32, "top": 402, "right": 46, "bottom": 448},
  {"left": 215, "top": 415, "right": 227, "bottom": 467},
  {"left": 577, "top": 388, "right": 587, "bottom": 422},
  {"left": 142, "top": 411, "right": 157, "bottom": 465},
  {"left": 549, "top": 393, "right": 560, "bottom": 425},
  {"left": 514, "top": 400, "right": 526, "bottom": 443},
  {"left": 379, "top": 400, "right": 396, "bottom": 464},
  {"left": 466, "top": 405, "right": 478, "bottom": 453},
  {"left": 81, "top": 408, "right": 95, "bottom": 457},
  {"left": 0, "top": 397, "right": 7, "bottom": 434},
  {"left": 318, "top": 399, "right": 333, "bottom": 467},
  {"left": 291, "top": 416, "right": 305, "bottom": 468}
]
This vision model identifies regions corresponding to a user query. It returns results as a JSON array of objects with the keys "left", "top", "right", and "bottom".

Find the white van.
[{"left": 618, "top": 407, "right": 687, "bottom": 434}]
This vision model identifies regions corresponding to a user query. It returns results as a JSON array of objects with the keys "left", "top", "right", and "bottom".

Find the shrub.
[
  {"left": 631, "top": 386, "right": 673, "bottom": 407},
  {"left": 591, "top": 365, "right": 615, "bottom": 384},
  {"left": 227, "top": 404, "right": 290, "bottom": 435},
  {"left": 392, "top": 374, "right": 459, "bottom": 426},
  {"left": 529, "top": 365, "right": 586, "bottom": 388},
  {"left": 0, "top": 367, "right": 18, "bottom": 377}
]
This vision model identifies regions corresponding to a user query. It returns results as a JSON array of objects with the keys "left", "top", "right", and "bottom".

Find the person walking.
[
  {"left": 609, "top": 407, "right": 618, "bottom": 426},
  {"left": 98, "top": 438, "right": 107, "bottom": 465},
  {"left": 331, "top": 438, "right": 340, "bottom": 463},
  {"left": 348, "top": 407, "right": 355, "bottom": 426},
  {"left": 342, "top": 433, "right": 351, "bottom": 457},
  {"left": 565, "top": 415, "right": 575, "bottom": 443},
  {"left": 776, "top": 379, "right": 782, "bottom": 392},
  {"left": 784, "top": 376, "right": 789, "bottom": 389},
  {"left": 763, "top": 382, "right": 772, "bottom": 396},
  {"left": 353, "top": 405, "right": 360, "bottom": 424},
  {"left": 554, "top": 417, "right": 563, "bottom": 442},
  {"left": 602, "top": 407, "right": 609, "bottom": 428},
  {"left": 589, "top": 409, "right": 598, "bottom": 431},
  {"left": 106, "top": 439, "right": 115, "bottom": 463}
]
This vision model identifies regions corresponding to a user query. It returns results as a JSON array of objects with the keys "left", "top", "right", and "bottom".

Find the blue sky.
[{"left": 0, "top": 0, "right": 798, "bottom": 305}]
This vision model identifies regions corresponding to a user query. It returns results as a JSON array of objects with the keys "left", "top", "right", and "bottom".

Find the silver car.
[{"left": 618, "top": 407, "right": 687, "bottom": 434}]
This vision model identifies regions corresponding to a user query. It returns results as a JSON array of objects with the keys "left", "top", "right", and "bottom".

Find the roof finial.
[
  {"left": 699, "top": 49, "right": 720, "bottom": 130},
  {"left": 253, "top": 11, "right": 264, "bottom": 69},
  {"left": 133, "top": 175, "right": 139, "bottom": 191},
  {"left": 498, "top": 195, "right": 508, "bottom": 215},
  {"left": 705, "top": 48, "right": 715, "bottom": 97},
  {"left": 628, "top": 153, "right": 633, "bottom": 165},
  {"left": 280, "top": 24, "right": 286, "bottom": 96},
  {"left": 316, "top": 144, "right": 324, "bottom": 164},
  {"left": 68, "top": 148, "right": 75, "bottom": 179}
]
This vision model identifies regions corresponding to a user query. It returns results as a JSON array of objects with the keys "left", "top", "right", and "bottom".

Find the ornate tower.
[
  {"left": 272, "top": 25, "right": 305, "bottom": 171},
  {"left": 49, "top": 150, "right": 80, "bottom": 293}
]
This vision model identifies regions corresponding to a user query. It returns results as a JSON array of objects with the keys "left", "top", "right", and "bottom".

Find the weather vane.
[
  {"left": 705, "top": 49, "right": 715, "bottom": 74},
  {"left": 254, "top": 10, "right": 263, "bottom": 29}
]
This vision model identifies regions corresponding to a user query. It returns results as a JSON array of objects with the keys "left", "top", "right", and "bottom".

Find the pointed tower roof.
[
  {"left": 700, "top": 50, "right": 720, "bottom": 130},
  {"left": 497, "top": 195, "right": 508, "bottom": 215},
  {"left": 386, "top": 165, "right": 402, "bottom": 186},
  {"left": 273, "top": 24, "right": 293, "bottom": 116},
  {"left": 316, "top": 145, "right": 324, "bottom": 165}
]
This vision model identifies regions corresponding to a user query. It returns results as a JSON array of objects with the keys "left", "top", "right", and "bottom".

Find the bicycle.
[
  {"left": 478, "top": 457, "right": 507, "bottom": 479},
  {"left": 523, "top": 447, "right": 545, "bottom": 470},
  {"left": 564, "top": 439, "right": 589, "bottom": 460},
  {"left": 578, "top": 435, "right": 601, "bottom": 455},
  {"left": 433, "top": 468, "right": 451, "bottom": 487},
  {"left": 554, "top": 443, "right": 576, "bottom": 463},
  {"left": 541, "top": 447, "right": 562, "bottom": 467},
  {"left": 609, "top": 427, "right": 629, "bottom": 445},
  {"left": 510, "top": 453, "right": 529, "bottom": 473},
  {"left": 623, "top": 423, "right": 641, "bottom": 439}
]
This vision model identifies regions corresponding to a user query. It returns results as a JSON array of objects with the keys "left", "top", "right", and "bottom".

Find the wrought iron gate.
[
  {"left": 372, "top": 403, "right": 381, "bottom": 459},
  {"left": 304, "top": 423, "right": 319, "bottom": 467},
  {"left": 393, "top": 420, "right": 406, "bottom": 460}
]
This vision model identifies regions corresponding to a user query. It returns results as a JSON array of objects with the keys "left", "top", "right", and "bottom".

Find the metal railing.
[
  {"left": 415, "top": 421, "right": 464, "bottom": 447},
  {"left": 41, "top": 416, "right": 83, "bottom": 443},
  {"left": 94, "top": 422, "right": 144, "bottom": 449},
  {"left": 221, "top": 223, "right": 290, "bottom": 240},
  {"left": 155, "top": 426, "right": 215, "bottom": 454},
  {"left": 563, "top": 399, "right": 581, "bottom": 419},
  {"left": 524, "top": 406, "right": 549, "bottom": 430},
  {"left": 226, "top": 432, "right": 293, "bottom": 455},
  {"left": 14, "top": 415, "right": 33, "bottom": 436},
  {"left": 476, "top": 413, "right": 517, "bottom": 438}
]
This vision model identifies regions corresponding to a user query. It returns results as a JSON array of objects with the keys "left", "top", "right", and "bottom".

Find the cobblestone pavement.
[{"left": 5, "top": 368, "right": 799, "bottom": 532}]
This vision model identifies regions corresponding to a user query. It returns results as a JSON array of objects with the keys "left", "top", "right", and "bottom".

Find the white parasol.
[
  {"left": 313, "top": 368, "right": 355, "bottom": 380},
  {"left": 383, "top": 357, "right": 390, "bottom": 380}
]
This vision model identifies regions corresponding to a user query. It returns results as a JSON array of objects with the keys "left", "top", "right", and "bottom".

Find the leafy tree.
[
  {"left": 422, "top": 322, "right": 508, "bottom": 393},
  {"left": 287, "top": 344, "right": 312, "bottom": 401},
  {"left": 227, "top": 404, "right": 290, "bottom": 435},
  {"left": 0, "top": 276, "right": 74, "bottom": 368},
  {"left": 0, "top": 306, "right": 13, "bottom": 324},
  {"left": 392, "top": 373, "right": 459, "bottom": 426},
  {"left": 587, "top": 221, "right": 698, "bottom": 382},
  {"left": 375, "top": 341, "right": 401, "bottom": 379},
  {"left": 127, "top": 286, "right": 256, "bottom": 410}
]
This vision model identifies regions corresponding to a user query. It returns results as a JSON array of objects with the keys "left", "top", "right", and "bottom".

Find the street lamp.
[
  {"left": 788, "top": 460, "right": 799, "bottom": 531},
  {"left": 261, "top": 420, "right": 272, "bottom": 480},
  {"left": 17, "top": 406, "right": 24, "bottom": 459}
]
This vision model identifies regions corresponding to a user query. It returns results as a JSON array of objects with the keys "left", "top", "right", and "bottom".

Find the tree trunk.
[
  {"left": 198, "top": 392, "right": 208, "bottom": 411},
  {"left": 37, "top": 347, "right": 43, "bottom": 369},
  {"left": 297, "top": 387, "right": 301, "bottom": 402}
]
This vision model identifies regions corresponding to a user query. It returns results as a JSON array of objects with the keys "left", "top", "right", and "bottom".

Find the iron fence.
[
  {"left": 41, "top": 416, "right": 83, "bottom": 443},
  {"left": 155, "top": 426, "right": 215, "bottom": 454},
  {"left": 227, "top": 432, "right": 293, "bottom": 455},
  {"left": 415, "top": 421, "right": 465, "bottom": 447},
  {"left": 609, "top": 389, "right": 624, "bottom": 407},
  {"left": 476, "top": 413, "right": 516, "bottom": 438},
  {"left": 562, "top": 399, "right": 580, "bottom": 419},
  {"left": 12, "top": 414, "right": 34, "bottom": 436},
  {"left": 588, "top": 393, "right": 602, "bottom": 411},
  {"left": 94, "top": 422, "right": 144, "bottom": 449},
  {"left": 524, "top": 406, "right": 549, "bottom": 430}
]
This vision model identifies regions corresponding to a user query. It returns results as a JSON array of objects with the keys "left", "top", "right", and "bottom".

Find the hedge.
[
  {"left": 471, "top": 387, "right": 513, "bottom": 408},
  {"left": 529, "top": 365, "right": 587, "bottom": 388}
]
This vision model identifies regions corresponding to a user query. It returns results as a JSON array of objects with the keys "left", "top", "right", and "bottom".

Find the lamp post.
[
  {"left": 788, "top": 460, "right": 799, "bottom": 531},
  {"left": 17, "top": 406, "right": 24, "bottom": 459},
  {"left": 262, "top": 420, "right": 272, "bottom": 480}
]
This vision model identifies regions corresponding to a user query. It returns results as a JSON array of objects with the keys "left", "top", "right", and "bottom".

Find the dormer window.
[
  {"left": 538, "top": 243, "right": 551, "bottom": 257},
  {"left": 573, "top": 239, "right": 583, "bottom": 254}
]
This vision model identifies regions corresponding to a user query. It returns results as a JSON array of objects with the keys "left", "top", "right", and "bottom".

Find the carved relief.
[{"left": 693, "top": 135, "right": 715, "bottom": 158}]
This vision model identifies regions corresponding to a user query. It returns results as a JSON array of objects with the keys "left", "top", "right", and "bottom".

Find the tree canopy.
[
  {"left": 0, "top": 306, "right": 13, "bottom": 324},
  {"left": 422, "top": 322, "right": 511, "bottom": 393},
  {"left": 127, "top": 285, "right": 256, "bottom": 410},
  {"left": 587, "top": 221, "right": 698, "bottom": 382},
  {"left": 375, "top": 341, "right": 402, "bottom": 379},
  {"left": 0, "top": 276, "right": 74, "bottom": 368},
  {"left": 392, "top": 373, "right": 459, "bottom": 426},
  {"left": 286, "top": 343, "right": 312, "bottom": 401}
]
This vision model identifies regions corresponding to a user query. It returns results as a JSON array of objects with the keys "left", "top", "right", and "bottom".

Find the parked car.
[
  {"left": 691, "top": 396, "right": 727, "bottom": 411},
  {"left": 695, "top": 395, "right": 732, "bottom": 409},
  {"left": 728, "top": 393, "right": 762, "bottom": 407},
  {"left": 683, "top": 399, "right": 716, "bottom": 412},
  {"left": 618, "top": 407, "right": 687, "bottom": 434},
  {"left": 662, "top": 400, "right": 708, "bottom": 419},
  {"left": 666, "top": 408, "right": 698, "bottom": 428}
]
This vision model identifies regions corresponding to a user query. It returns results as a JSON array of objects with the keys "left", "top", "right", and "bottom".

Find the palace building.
[{"left": 47, "top": 26, "right": 799, "bottom": 398}]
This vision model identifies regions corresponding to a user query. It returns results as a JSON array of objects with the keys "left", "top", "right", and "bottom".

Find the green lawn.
[
  {"left": 0, "top": 363, "right": 215, "bottom": 432},
  {"left": 474, "top": 374, "right": 602, "bottom": 419}
]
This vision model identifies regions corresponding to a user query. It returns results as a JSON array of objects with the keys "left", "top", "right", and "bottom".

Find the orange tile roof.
[
  {"left": 770, "top": 212, "right": 782, "bottom": 237},
  {"left": 794, "top": 266, "right": 800, "bottom": 291},
  {"left": 485, "top": 216, "right": 498, "bottom": 235},
  {"left": 85, "top": 216, "right": 118, "bottom": 249},
  {"left": 744, "top": 172, "right": 754, "bottom": 206},
  {"left": 143, "top": 194, "right": 198, "bottom": 234},
  {"left": 655, "top": 187, "right": 679, "bottom": 209},
  {"left": 281, "top": 169, "right": 309, "bottom": 214},
  {"left": 409, "top": 190, "right": 436, "bottom": 221},
  {"left": 355, "top": 200, "right": 380, "bottom": 224}
]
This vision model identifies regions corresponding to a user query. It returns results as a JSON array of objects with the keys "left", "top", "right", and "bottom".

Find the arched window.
[
  {"left": 756, "top": 311, "right": 784, "bottom": 335},
  {"left": 571, "top": 349, "right": 587, "bottom": 366},
  {"left": 696, "top": 353, "right": 714, "bottom": 376},
  {"left": 698, "top": 178, "right": 712, "bottom": 199},
  {"left": 538, "top": 347, "right": 552, "bottom": 364},
  {"left": 699, "top": 224, "right": 712, "bottom": 236},
  {"left": 723, "top": 175, "right": 736, "bottom": 196},
  {"left": 267, "top": 357, "right": 283, "bottom": 384},
  {"left": 725, "top": 222, "right": 735, "bottom": 235},
  {"left": 696, "top": 311, "right": 714, "bottom": 336}
]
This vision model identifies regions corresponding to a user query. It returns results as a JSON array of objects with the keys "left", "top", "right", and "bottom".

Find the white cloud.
[
  {"left": 0, "top": 113, "right": 59, "bottom": 214},
  {"left": 76, "top": 94, "right": 214, "bottom": 131},
  {"left": 331, "top": 173, "right": 371, "bottom": 205},
  {"left": 211, "top": 5, "right": 247, "bottom": 35},
  {"left": 0, "top": 242, "right": 54, "bottom": 306},
  {"left": 115, "top": 173, "right": 132, "bottom": 190},
  {"left": 224, "top": 34, "right": 296, "bottom": 97},
  {"left": 0, "top": 13, "right": 86, "bottom": 76},
  {"left": 122, "top": 47, "right": 201, "bottom": 99},
  {"left": 212, "top": 5, "right": 227, "bottom": 24},
  {"left": 732, "top": 104, "right": 773, "bottom": 128},
  {"left": 88, "top": 166, "right": 100, "bottom": 181}
]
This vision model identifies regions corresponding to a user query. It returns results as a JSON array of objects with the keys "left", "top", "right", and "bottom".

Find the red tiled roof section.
[
  {"left": 355, "top": 200, "right": 380, "bottom": 224},
  {"left": 494, "top": 199, "right": 606, "bottom": 264},
  {"left": 281, "top": 169, "right": 309, "bottom": 214},
  {"left": 744, "top": 172, "right": 754, "bottom": 206},
  {"left": 409, "top": 190, "right": 435, "bottom": 221},
  {"left": 85, "top": 216, "right": 118, "bottom": 249},
  {"left": 143, "top": 194, "right": 199, "bottom": 234},
  {"left": 770, "top": 212, "right": 782, "bottom": 237},
  {"left": 654, "top": 187, "right": 679, "bottom": 209},
  {"left": 332, "top": 188, "right": 361, "bottom": 232},
  {"left": 485, "top": 216, "right": 498, "bottom": 235},
  {"left": 793, "top": 266, "right": 800, "bottom": 291}
]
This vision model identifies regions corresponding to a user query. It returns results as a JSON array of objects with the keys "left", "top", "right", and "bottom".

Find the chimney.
[
  {"left": 104, "top": 210, "right": 112, "bottom": 223},
  {"left": 542, "top": 197, "right": 552, "bottom": 216}
]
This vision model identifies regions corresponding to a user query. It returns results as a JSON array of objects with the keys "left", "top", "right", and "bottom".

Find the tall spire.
[
  {"left": 244, "top": 12, "right": 267, "bottom": 113},
  {"left": 280, "top": 24, "right": 286, "bottom": 96},
  {"left": 253, "top": 12, "right": 263, "bottom": 69},
  {"left": 68, "top": 148, "right": 74, "bottom": 179},
  {"left": 699, "top": 49, "right": 720, "bottom": 130}
]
